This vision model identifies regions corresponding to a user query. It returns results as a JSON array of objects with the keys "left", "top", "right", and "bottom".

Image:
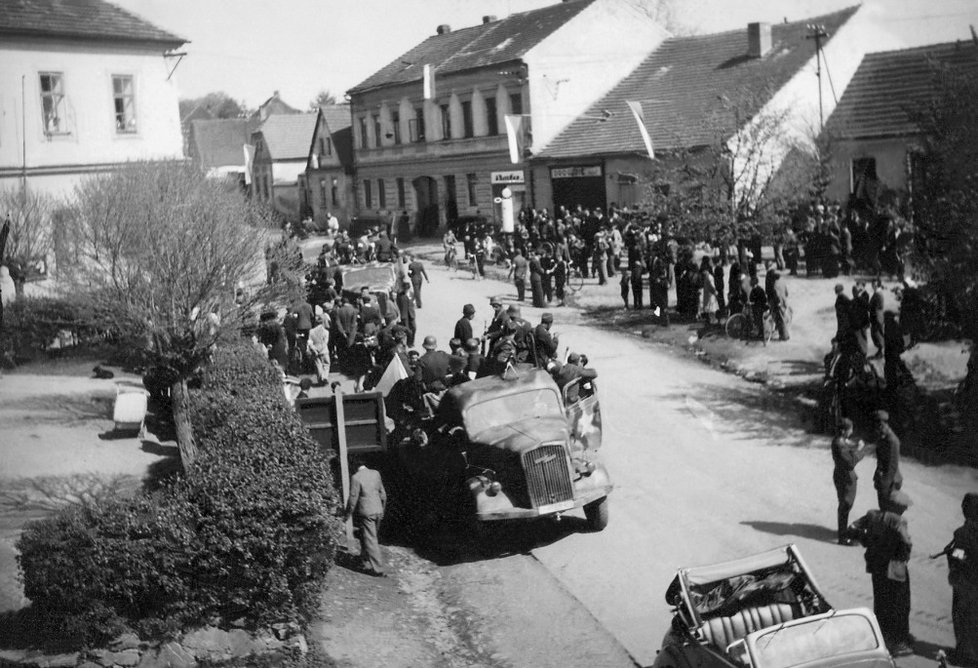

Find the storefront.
[
  {"left": 549, "top": 164, "right": 606, "bottom": 213},
  {"left": 491, "top": 170, "right": 527, "bottom": 226}
]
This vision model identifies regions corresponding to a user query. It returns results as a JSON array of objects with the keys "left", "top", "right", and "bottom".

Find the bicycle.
[
  {"left": 444, "top": 245, "right": 458, "bottom": 271},
  {"left": 565, "top": 261, "right": 585, "bottom": 293},
  {"left": 724, "top": 305, "right": 792, "bottom": 344}
]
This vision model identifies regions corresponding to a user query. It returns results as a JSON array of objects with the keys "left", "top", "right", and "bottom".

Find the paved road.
[{"left": 312, "top": 240, "right": 978, "bottom": 667}]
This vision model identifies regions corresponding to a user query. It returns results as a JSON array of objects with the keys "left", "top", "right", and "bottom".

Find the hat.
[
  {"left": 422, "top": 335, "right": 437, "bottom": 350},
  {"left": 567, "top": 352, "right": 581, "bottom": 364},
  {"left": 489, "top": 296, "right": 502, "bottom": 306},
  {"left": 886, "top": 490, "right": 913, "bottom": 512},
  {"left": 541, "top": 313, "right": 554, "bottom": 323},
  {"left": 463, "top": 304, "right": 476, "bottom": 316},
  {"left": 874, "top": 410, "right": 889, "bottom": 422},
  {"left": 507, "top": 304, "right": 521, "bottom": 316},
  {"left": 834, "top": 284, "right": 844, "bottom": 294}
]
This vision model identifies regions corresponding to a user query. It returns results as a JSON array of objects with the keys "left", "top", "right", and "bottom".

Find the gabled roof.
[
  {"left": 318, "top": 104, "right": 353, "bottom": 168},
  {"left": 0, "top": 0, "right": 185, "bottom": 46},
  {"left": 348, "top": 0, "right": 597, "bottom": 95},
  {"left": 538, "top": 6, "right": 858, "bottom": 159},
  {"left": 190, "top": 118, "right": 258, "bottom": 169},
  {"left": 254, "top": 113, "right": 318, "bottom": 161},
  {"left": 826, "top": 41, "right": 978, "bottom": 140}
]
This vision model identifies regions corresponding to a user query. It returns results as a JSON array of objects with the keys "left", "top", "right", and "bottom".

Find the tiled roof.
[
  {"left": 0, "top": 0, "right": 185, "bottom": 45},
  {"left": 255, "top": 113, "right": 319, "bottom": 161},
  {"left": 319, "top": 104, "right": 354, "bottom": 167},
  {"left": 190, "top": 118, "right": 258, "bottom": 169},
  {"left": 826, "top": 41, "right": 978, "bottom": 139},
  {"left": 348, "top": 0, "right": 597, "bottom": 94},
  {"left": 538, "top": 6, "right": 858, "bottom": 159}
]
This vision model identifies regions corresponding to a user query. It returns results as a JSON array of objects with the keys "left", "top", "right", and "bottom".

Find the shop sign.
[
  {"left": 550, "top": 165, "right": 602, "bottom": 179},
  {"left": 491, "top": 170, "right": 525, "bottom": 185}
]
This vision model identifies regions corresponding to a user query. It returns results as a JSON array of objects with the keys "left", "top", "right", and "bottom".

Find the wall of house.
[
  {"left": 525, "top": 0, "right": 668, "bottom": 154},
  {"left": 306, "top": 168, "right": 354, "bottom": 227},
  {"left": 0, "top": 37, "right": 184, "bottom": 196},
  {"left": 825, "top": 136, "right": 916, "bottom": 204}
]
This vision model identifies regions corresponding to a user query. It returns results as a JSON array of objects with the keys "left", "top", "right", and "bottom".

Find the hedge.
[{"left": 16, "top": 342, "right": 341, "bottom": 648}]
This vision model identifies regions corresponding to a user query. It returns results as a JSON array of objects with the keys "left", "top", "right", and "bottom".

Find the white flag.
[
  {"left": 423, "top": 64, "right": 436, "bottom": 100},
  {"left": 626, "top": 100, "right": 654, "bottom": 159},
  {"left": 374, "top": 354, "right": 409, "bottom": 397},
  {"left": 243, "top": 144, "right": 255, "bottom": 185},
  {"left": 504, "top": 114, "right": 525, "bottom": 164}
]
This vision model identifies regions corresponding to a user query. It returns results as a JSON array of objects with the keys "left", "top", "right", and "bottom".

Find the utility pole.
[{"left": 806, "top": 24, "right": 829, "bottom": 131}]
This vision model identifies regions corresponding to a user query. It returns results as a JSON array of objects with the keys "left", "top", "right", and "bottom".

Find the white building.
[{"left": 0, "top": 0, "right": 186, "bottom": 196}]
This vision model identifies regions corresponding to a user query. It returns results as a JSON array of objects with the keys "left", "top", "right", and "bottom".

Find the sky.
[{"left": 111, "top": 0, "right": 978, "bottom": 110}]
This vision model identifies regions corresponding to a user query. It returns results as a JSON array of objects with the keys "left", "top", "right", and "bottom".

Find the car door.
[{"left": 563, "top": 378, "right": 602, "bottom": 452}]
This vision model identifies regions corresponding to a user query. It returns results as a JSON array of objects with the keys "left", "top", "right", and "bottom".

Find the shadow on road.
[{"left": 740, "top": 520, "right": 837, "bottom": 544}]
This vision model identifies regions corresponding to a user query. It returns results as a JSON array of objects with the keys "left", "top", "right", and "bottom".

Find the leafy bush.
[{"left": 16, "top": 342, "right": 341, "bottom": 648}]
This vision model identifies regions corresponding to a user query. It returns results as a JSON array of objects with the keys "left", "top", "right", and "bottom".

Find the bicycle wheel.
[
  {"left": 725, "top": 313, "right": 747, "bottom": 339},
  {"left": 567, "top": 269, "right": 584, "bottom": 293}
]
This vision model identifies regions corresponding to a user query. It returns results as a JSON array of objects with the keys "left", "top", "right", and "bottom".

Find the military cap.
[
  {"left": 541, "top": 313, "right": 554, "bottom": 323},
  {"left": 489, "top": 296, "right": 502, "bottom": 306},
  {"left": 463, "top": 303, "right": 476, "bottom": 315}
]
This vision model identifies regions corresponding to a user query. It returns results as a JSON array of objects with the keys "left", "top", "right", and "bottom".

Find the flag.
[
  {"left": 243, "top": 144, "right": 255, "bottom": 185},
  {"left": 504, "top": 114, "right": 525, "bottom": 164},
  {"left": 423, "top": 64, "right": 436, "bottom": 100},
  {"left": 626, "top": 100, "right": 654, "bottom": 159},
  {"left": 374, "top": 354, "right": 409, "bottom": 397}
]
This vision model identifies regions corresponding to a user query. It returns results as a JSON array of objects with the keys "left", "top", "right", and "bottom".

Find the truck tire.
[{"left": 584, "top": 497, "right": 609, "bottom": 531}]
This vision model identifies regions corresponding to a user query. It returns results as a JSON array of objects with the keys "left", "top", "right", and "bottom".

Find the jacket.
[{"left": 346, "top": 466, "right": 386, "bottom": 517}]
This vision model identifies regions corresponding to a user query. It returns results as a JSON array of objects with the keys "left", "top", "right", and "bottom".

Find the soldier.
[
  {"left": 945, "top": 493, "right": 978, "bottom": 667},
  {"left": 534, "top": 313, "right": 559, "bottom": 368},
  {"left": 832, "top": 418, "right": 872, "bottom": 545},
  {"left": 872, "top": 410, "right": 903, "bottom": 510},
  {"left": 506, "top": 304, "right": 534, "bottom": 364},
  {"left": 482, "top": 296, "right": 510, "bottom": 355},
  {"left": 454, "top": 304, "right": 475, "bottom": 344}
]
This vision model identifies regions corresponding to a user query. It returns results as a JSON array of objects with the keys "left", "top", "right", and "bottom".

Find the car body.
[
  {"left": 338, "top": 262, "right": 397, "bottom": 307},
  {"left": 652, "top": 545, "right": 895, "bottom": 668},
  {"left": 392, "top": 367, "right": 612, "bottom": 534}
]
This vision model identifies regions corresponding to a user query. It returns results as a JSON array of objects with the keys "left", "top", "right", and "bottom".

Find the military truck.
[{"left": 389, "top": 367, "right": 612, "bottom": 538}]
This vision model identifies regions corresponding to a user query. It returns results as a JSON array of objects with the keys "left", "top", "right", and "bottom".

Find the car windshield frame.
[{"left": 747, "top": 611, "right": 881, "bottom": 668}]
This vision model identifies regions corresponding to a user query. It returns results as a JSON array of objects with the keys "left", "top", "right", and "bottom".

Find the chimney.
[
  {"left": 482, "top": 15, "right": 497, "bottom": 24},
  {"left": 436, "top": 24, "right": 451, "bottom": 35},
  {"left": 747, "top": 22, "right": 772, "bottom": 58}
]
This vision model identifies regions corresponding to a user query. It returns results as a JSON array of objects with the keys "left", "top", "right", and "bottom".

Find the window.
[
  {"left": 440, "top": 103, "right": 451, "bottom": 140},
  {"left": 396, "top": 177, "right": 406, "bottom": 208},
  {"left": 39, "top": 72, "right": 67, "bottom": 134},
  {"left": 391, "top": 111, "right": 401, "bottom": 144},
  {"left": 318, "top": 136, "right": 327, "bottom": 155},
  {"left": 466, "top": 173, "right": 478, "bottom": 206},
  {"left": 112, "top": 75, "right": 136, "bottom": 133},
  {"left": 326, "top": 137, "right": 332, "bottom": 155},
  {"left": 485, "top": 97, "right": 498, "bottom": 135},
  {"left": 319, "top": 179, "right": 328, "bottom": 207},
  {"left": 409, "top": 107, "right": 425, "bottom": 142},
  {"left": 851, "top": 157, "right": 878, "bottom": 201},
  {"left": 363, "top": 179, "right": 373, "bottom": 208},
  {"left": 359, "top": 116, "right": 368, "bottom": 148},
  {"left": 331, "top": 178, "right": 339, "bottom": 206},
  {"left": 509, "top": 92, "right": 523, "bottom": 116},
  {"left": 378, "top": 179, "right": 387, "bottom": 208},
  {"left": 373, "top": 114, "right": 381, "bottom": 148},
  {"left": 444, "top": 175, "right": 458, "bottom": 220},
  {"left": 461, "top": 101, "right": 473, "bottom": 138}
]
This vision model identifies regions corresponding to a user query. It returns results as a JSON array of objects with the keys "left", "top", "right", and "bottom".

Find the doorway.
[{"left": 412, "top": 176, "right": 440, "bottom": 237}]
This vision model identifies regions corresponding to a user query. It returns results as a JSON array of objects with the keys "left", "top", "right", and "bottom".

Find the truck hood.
[{"left": 470, "top": 416, "right": 569, "bottom": 454}]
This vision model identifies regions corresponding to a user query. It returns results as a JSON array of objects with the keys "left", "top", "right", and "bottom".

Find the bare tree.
[
  {"left": 0, "top": 184, "right": 57, "bottom": 298},
  {"left": 309, "top": 89, "right": 338, "bottom": 110},
  {"left": 59, "top": 162, "right": 302, "bottom": 468},
  {"left": 622, "top": 0, "right": 697, "bottom": 35}
]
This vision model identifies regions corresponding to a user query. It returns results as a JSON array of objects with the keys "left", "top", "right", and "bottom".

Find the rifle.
[{"left": 930, "top": 539, "right": 956, "bottom": 560}]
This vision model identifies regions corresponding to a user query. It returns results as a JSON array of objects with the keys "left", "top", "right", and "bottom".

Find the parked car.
[
  {"left": 651, "top": 544, "right": 895, "bottom": 668},
  {"left": 389, "top": 367, "right": 612, "bottom": 542}
]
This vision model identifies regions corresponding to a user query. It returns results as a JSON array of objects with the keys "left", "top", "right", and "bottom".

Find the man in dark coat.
[
  {"left": 483, "top": 296, "right": 510, "bottom": 355},
  {"left": 509, "top": 249, "right": 528, "bottom": 302},
  {"left": 408, "top": 255, "right": 429, "bottom": 308},
  {"left": 869, "top": 279, "right": 885, "bottom": 358},
  {"left": 850, "top": 490, "right": 914, "bottom": 656},
  {"left": 850, "top": 282, "right": 871, "bottom": 357},
  {"left": 415, "top": 336, "right": 459, "bottom": 394},
  {"left": 834, "top": 283, "right": 852, "bottom": 344},
  {"left": 554, "top": 353, "right": 598, "bottom": 403},
  {"left": 873, "top": 410, "right": 903, "bottom": 510},
  {"left": 454, "top": 304, "right": 475, "bottom": 345},
  {"left": 748, "top": 277, "right": 768, "bottom": 341},
  {"left": 334, "top": 298, "right": 359, "bottom": 356},
  {"left": 533, "top": 313, "right": 558, "bottom": 368},
  {"left": 395, "top": 288, "right": 416, "bottom": 347},
  {"left": 507, "top": 305, "right": 534, "bottom": 364},
  {"left": 947, "top": 493, "right": 978, "bottom": 667},
  {"left": 344, "top": 457, "right": 387, "bottom": 577},
  {"left": 832, "top": 418, "right": 872, "bottom": 544},
  {"left": 528, "top": 250, "right": 546, "bottom": 308}
]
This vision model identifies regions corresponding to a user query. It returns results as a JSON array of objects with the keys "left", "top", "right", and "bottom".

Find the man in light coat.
[{"left": 345, "top": 457, "right": 387, "bottom": 577}]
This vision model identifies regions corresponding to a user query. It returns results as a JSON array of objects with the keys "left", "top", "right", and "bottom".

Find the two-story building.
[
  {"left": 532, "top": 5, "right": 903, "bottom": 213},
  {"left": 300, "top": 104, "right": 354, "bottom": 229},
  {"left": 822, "top": 40, "right": 978, "bottom": 211},
  {"left": 0, "top": 0, "right": 186, "bottom": 196},
  {"left": 346, "top": 0, "right": 669, "bottom": 236},
  {"left": 250, "top": 112, "right": 318, "bottom": 221}
]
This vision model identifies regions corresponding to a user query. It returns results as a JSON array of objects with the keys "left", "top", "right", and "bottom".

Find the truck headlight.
[{"left": 487, "top": 481, "right": 502, "bottom": 497}]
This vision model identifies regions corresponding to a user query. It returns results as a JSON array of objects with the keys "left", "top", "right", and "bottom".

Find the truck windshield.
[
  {"left": 751, "top": 613, "right": 879, "bottom": 667},
  {"left": 464, "top": 388, "right": 563, "bottom": 435}
]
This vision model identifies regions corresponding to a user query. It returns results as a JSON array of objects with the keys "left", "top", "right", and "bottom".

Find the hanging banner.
[
  {"left": 504, "top": 114, "right": 525, "bottom": 165},
  {"left": 626, "top": 100, "right": 655, "bottom": 159},
  {"left": 423, "top": 64, "right": 436, "bottom": 100}
]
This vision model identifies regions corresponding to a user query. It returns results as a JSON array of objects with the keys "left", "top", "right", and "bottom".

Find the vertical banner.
[
  {"left": 423, "top": 64, "right": 436, "bottom": 100},
  {"left": 243, "top": 144, "right": 255, "bottom": 185},
  {"left": 504, "top": 114, "right": 524, "bottom": 165},
  {"left": 626, "top": 100, "right": 655, "bottom": 159}
]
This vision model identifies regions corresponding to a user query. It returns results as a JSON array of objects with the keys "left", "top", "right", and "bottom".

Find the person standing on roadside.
[
  {"left": 873, "top": 410, "right": 903, "bottom": 510},
  {"left": 832, "top": 418, "right": 872, "bottom": 545},
  {"left": 769, "top": 270, "right": 790, "bottom": 341},
  {"left": 345, "top": 456, "right": 387, "bottom": 577},
  {"left": 945, "top": 493, "right": 978, "bottom": 667},
  {"left": 850, "top": 490, "right": 914, "bottom": 657},
  {"left": 408, "top": 255, "right": 429, "bottom": 308},
  {"left": 454, "top": 304, "right": 475, "bottom": 345},
  {"left": 870, "top": 279, "right": 886, "bottom": 358},
  {"left": 509, "top": 249, "right": 528, "bottom": 302},
  {"left": 529, "top": 249, "right": 546, "bottom": 308}
]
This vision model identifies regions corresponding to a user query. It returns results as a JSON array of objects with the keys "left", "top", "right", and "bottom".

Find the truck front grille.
[{"left": 522, "top": 444, "right": 573, "bottom": 507}]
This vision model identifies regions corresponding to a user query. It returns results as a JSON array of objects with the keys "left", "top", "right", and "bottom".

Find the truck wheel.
[{"left": 584, "top": 497, "right": 609, "bottom": 531}]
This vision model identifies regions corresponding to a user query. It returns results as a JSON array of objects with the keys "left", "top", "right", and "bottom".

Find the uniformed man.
[
  {"left": 533, "top": 313, "right": 559, "bottom": 368},
  {"left": 873, "top": 410, "right": 903, "bottom": 510},
  {"left": 483, "top": 296, "right": 510, "bottom": 355},
  {"left": 832, "top": 418, "right": 872, "bottom": 545},
  {"left": 506, "top": 304, "right": 534, "bottom": 364},
  {"left": 454, "top": 304, "right": 475, "bottom": 344}
]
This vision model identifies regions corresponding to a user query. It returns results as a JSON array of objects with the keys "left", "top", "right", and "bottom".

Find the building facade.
[
  {"left": 0, "top": 0, "right": 186, "bottom": 196},
  {"left": 822, "top": 41, "right": 978, "bottom": 210},
  {"left": 250, "top": 112, "right": 318, "bottom": 221},
  {"left": 302, "top": 105, "right": 355, "bottom": 228},
  {"left": 346, "top": 0, "right": 668, "bottom": 236}
]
